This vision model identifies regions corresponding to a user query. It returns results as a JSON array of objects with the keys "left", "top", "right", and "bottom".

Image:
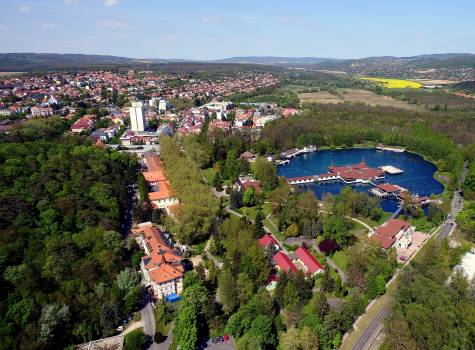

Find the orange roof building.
[
  {"left": 143, "top": 154, "right": 179, "bottom": 209},
  {"left": 134, "top": 222, "right": 184, "bottom": 299}
]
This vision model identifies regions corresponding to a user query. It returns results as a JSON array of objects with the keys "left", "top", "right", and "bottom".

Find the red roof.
[
  {"left": 375, "top": 219, "right": 411, "bottom": 238},
  {"left": 241, "top": 180, "right": 262, "bottom": 194},
  {"left": 295, "top": 247, "right": 324, "bottom": 275},
  {"left": 376, "top": 183, "right": 402, "bottom": 193},
  {"left": 328, "top": 162, "right": 384, "bottom": 181},
  {"left": 273, "top": 252, "right": 297, "bottom": 273},
  {"left": 371, "top": 235, "right": 396, "bottom": 249},
  {"left": 372, "top": 219, "right": 412, "bottom": 249},
  {"left": 258, "top": 234, "right": 280, "bottom": 249}
]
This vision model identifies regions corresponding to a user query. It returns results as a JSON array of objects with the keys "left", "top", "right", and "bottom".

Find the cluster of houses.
[
  {"left": 0, "top": 70, "right": 278, "bottom": 130},
  {"left": 258, "top": 233, "right": 324, "bottom": 290}
]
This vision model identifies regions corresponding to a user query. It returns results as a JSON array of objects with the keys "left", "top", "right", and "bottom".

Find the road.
[
  {"left": 351, "top": 305, "right": 390, "bottom": 350},
  {"left": 343, "top": 162, "right": 468, "bottom": 350},
  {"left": 141, "top": 302, "right": 159, "bottom": 350},
  {"left": 436, "top": 162, "right": 467, "bottom": 241}
]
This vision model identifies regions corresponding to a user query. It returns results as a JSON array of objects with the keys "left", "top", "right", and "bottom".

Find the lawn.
[
  {"left": 332, "top": 250, "right": 349, "bottom": 272},
  {"left": 357, "top": 211, "right": 391, "bottom": 227},
  {"left": 360, "top": 77, "right": 423, "bottom": 89}
]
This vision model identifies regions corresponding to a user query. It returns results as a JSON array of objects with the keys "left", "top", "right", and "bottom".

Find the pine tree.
[
  {"left": 253, "top": 209, "right": 265, "bottom": 238},
  {"left": 213, "top": 172, "right": 223, "bottom": 191},
  {"left": 230, "top": 189, "right": 243, "bottom": 209}
]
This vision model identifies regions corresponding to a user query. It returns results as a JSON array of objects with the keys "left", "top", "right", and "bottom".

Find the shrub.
[{"left": 318, "top": 239, "right": 340, "bottom": 255}]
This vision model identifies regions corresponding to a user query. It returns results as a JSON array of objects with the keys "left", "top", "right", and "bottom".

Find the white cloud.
[
  {"left": 18, "top": 5, "right": 31, "bottom": 13},
  {"left": 41, "top": 22, "right": 57, "bottom": 29},
  {"left": 64, "top": 0, "right": 79, "bottom": 5},
  {"left": 98, "top": 19, "right": 137, "bottom": 31},
  {"left": 104, "top": 0, "right": 119, "bottom": 6}
]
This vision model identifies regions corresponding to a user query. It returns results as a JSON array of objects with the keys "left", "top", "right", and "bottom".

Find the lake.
[{"left": 277, "top": 148, "right": 444, "bottom": 212}]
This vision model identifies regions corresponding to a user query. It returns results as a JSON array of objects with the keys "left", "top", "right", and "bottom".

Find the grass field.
[
  {"left": 332, "top": 250, "right": 349, "bottom": 272},
  {"left": 360, "top": 77, "right": 423, "bottom": 89},
  {"left": 299, "top": 88, "right": 420, "bottom": 110}
]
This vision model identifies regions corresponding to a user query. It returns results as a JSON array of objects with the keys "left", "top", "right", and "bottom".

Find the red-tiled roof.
[
  {"left": 273, "top": 252, "right": 297, "bottom": 273},
  {"left": 295, "top": 247, "right": 324, "bottom": 275},
  {"left": 376, "top": 183, "right": 402, "bottom": 193},
  {"left": 258, "top": 234, "right": 280, "bottom": 249},
  {"left": 375, "top": 219, "right": 411, "bottom": 237}
]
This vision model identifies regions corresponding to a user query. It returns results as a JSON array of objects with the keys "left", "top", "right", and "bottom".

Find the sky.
[{"left": 0, "top": 0, "right": 474, "bottom": 60}]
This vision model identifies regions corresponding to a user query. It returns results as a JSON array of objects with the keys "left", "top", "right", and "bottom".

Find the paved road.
[
  {"left": 352, "top": 307, "right": 390, "bottom": 350},
  {"left": 141, "top": 302, "right": 159, "bottom": 350},
  {"left": 436, "top": 162, "right": 467, "bottom": 241}
]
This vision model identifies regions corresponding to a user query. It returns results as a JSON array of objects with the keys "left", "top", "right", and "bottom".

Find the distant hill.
[
  {"left": 0, "top": 52, "right": 474, "bottom": 72},
  {"left": 213, "top": 56, "right": 340, "bottom": 65},
  {"left": 313, "top": 53, "right": 475, "bottom": 70}
]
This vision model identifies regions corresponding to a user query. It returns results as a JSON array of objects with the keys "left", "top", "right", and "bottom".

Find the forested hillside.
[{"left": 0, "top": 118, "right": 138, "bottom": 348}]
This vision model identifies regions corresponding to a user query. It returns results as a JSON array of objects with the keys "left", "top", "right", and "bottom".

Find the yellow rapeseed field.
[{"left": 360, "top": 77, "right": 423, "bottom": 89}]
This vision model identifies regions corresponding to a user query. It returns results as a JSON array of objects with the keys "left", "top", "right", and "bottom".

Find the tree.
[
  {"left": 39, "top": 304, "right": 70, "bottom": 341},
  {"left": 124, "top": 329, "right": 148, "bottom": 350},
  {"left": 230, "top": 188, "right": 243, "bottom": 209},
  {"left": 116, "top": 268, "right": 140, "bottom": 292},
  {"left": 253, "top": 157, "right": 279, "bottom": 191},
  {"left": 213, "top": 171, "right": 223, "bottom": 191},
  {"left": 137, "top": 173, "right": 149, "bottom": 202},
  {"left": 279, "top": 327, "right": 301, "bottom": 350},
  {"left": 174, "top": 305, "right": 198, "bottom": 350},
  {"left": 316, "top": 292, "right": 329, "bottom": 318},
  {"left": 300, "top": 326, "right": 319, "bottom": 350},
  {"left": 248, "top": 314, "right": 276, "bottom": 347},
  {"left": 218, "top": 269, "right": 238, "bottom": 314},
  {"left": 285, "top": 223, "right": 299, "bottom": 238},
  {"left": 224, "top": 149, "right": 240, "bottom": 181},
  {"left": 243, "top": 187, "right": 256, "bottom": 207},
  {"left": 323, "top": 215, "right": 353, "bottom": 247},
  {"left": 236, "top": 273, "right": 254, "bottom": 304},
  {"left": 253, "top": 209, "right": 265, "bottom": 239}
]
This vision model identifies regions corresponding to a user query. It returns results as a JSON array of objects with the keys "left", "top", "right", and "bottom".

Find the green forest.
[{"left": 0, "top": 118, "right": 139, "bottom": 348}]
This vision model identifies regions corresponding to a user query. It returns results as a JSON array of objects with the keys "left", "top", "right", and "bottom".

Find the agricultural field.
[
  {"left": 299, "top": 88, "right": 421, "bottom": 110},
  {"left": 360, "top": 77, "right": 423, "bottom": 89}
]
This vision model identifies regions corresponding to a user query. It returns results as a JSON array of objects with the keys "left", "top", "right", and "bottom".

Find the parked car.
[{"left": 223, "top": 334, "right": 230, "bottom": 341}]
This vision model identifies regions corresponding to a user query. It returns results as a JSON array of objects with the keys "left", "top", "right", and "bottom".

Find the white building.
[
  {"left": 130, "top": 101, "right": 147, "bottom": 132},
  {"left": 158, "top": 99, "right": 170, "bottom": 113}
]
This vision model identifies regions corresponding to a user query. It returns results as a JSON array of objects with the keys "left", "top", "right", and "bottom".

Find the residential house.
[
  {"left": 273, "top": 252, "right": 298, "bottom": 273},
  {"left": 295, "top": 247, "right": 324, "bottom": 276},
  {"left": 143, "top": 154, "right": 179, "bottom": 210},
  {"left": 71, "top": 115, "right": 95, "bottom": 133},
  {"left": 31, "top": 106, "right": 53, "bottom": 117},
  {"left": 371, "top": 219, "right": 415, "bottom": 250},
  {"left": 258, "top": 234, "right": 281, "bottom": 251}
]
